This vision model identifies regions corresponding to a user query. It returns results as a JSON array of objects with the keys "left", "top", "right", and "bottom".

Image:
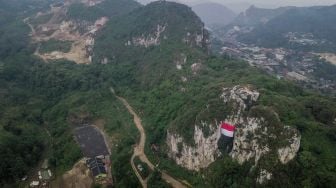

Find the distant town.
[{"left": 217, "top": 26, "right": 336, "bottom": 94}]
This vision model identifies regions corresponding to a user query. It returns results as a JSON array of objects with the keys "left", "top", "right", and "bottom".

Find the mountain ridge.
[
  {"left": 233, "top": 5, "right": 336, "bottom": 52},
  {"left": 1, "top": 1, "right": 336, "bottom": 187},
  {"left": 93, "top": 1, "right": 336, "bottom": 187}
]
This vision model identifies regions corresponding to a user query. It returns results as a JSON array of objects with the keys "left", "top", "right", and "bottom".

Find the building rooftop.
[{"left": 87, "top": 157, "right": 107, "bottom": 177}]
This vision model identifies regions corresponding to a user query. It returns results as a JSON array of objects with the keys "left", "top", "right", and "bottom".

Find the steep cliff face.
[
  {"left": 231, "top": 116, "right": 300, "bottom": 165},
  {"left": 166, "top": 85, "right": 301, "bottom": 183},
  {"left": 167, "top": 124, "right": 220, "bottom": 171}
]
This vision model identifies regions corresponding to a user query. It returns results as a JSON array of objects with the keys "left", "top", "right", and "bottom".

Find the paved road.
[{"left": 110, "top": 88, "right": 187, "bottom": 188}]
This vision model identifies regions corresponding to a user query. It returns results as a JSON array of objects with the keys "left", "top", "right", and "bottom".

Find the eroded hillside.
[{"left": 26, "top": 0, "right": 139, "bottom": 64}]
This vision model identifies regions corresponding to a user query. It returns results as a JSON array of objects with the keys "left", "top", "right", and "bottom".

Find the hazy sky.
[
  {"left": 179, "top": 0, "right": 336, "bottom": 6},
  {"left": 137, "top": 0, "right": 336, "bottom": 10}
]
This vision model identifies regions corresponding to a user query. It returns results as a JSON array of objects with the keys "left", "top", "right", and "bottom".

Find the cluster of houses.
[
  {"left": 285, "top": 32, "right": 325, "bottom": 46},
  {"left": 73, "top": 124, "right": 111, "bottom": 183},
  {"left": 220, "top": 41, "right": 336, "bottom": 93}
]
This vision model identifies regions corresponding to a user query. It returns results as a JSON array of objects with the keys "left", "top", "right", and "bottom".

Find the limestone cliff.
[
  {"left": 166, "top": 85, "right": 301, "bottom": 183},
  {"left": 167, "top": 124, "right": 220, "bottom": 171},
  {"left": 132, "top": 24, "right": 167, "bottom": 47}
]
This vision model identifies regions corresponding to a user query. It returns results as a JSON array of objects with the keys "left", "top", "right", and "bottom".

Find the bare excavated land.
[
  {"left": 317, "top": 53, "right": 336, "bottom": 65},
  {"left": 51, "top": 159, "right": 93, "bottom": 188},
  {"left": 25, "top": 0, "right": 108, "bottom": 64}
]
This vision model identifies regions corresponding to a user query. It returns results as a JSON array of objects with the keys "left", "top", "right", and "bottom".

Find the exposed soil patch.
[
  {"left": 51, "top": 159, "right": 93, "bottom": 188},
  {"left": 317, "top": 53, "right": 336, "bottom": 65},
  {"left": 25, "top": 0, "right": 108, "bottom": 64}
]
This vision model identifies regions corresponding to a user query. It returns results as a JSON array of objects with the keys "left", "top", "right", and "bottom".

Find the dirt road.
[{"left": 110, "top": 88, "right": 187, "bottom": 188}]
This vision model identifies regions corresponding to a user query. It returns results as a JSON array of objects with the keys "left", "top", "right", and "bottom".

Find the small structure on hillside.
[
  {"left": 38, "top": 159, "right": 52, "bottom": 181},
  {"left": 87, "top": 157, "right": 107, "bottom": 180}
]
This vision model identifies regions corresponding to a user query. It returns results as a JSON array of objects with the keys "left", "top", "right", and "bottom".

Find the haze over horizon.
[{"left": 137, "top": 0, "right": 336, "bottom": 12}]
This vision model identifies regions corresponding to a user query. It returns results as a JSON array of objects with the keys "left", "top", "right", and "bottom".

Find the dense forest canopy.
[{"left": 0, "top": 0, "right": 335, "bottom": 187}]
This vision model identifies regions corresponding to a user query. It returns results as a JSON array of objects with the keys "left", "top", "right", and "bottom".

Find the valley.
[
  {"left": 216, "top": 31, "right": 336, "bottom": 94},
  {"left": 213, "top": 6, "right": 336, "bottom": 95}
]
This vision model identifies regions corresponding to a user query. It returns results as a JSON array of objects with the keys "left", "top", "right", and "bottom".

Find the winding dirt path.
[{"left": 110, "top": 88, "right": 187, "bottom": 188}]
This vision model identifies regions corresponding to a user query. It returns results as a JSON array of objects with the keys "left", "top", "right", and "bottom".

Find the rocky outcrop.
[
  {"left": 221, "top": 86, "right": 260, "bottom": 115},
  {"left": 257, "top": 169, "right": 272, "bottom": 184},
  {"left": 277, "top": 128, "right": 301, "bottom": 164},
  {"left": 166, "top": 85, "right": 301, "bottom": 182},
  {"left": 183, "top": 27, "right": 210, "bottom": 50},
  {"left": 132, "top": 24, "right": 166, "bottom": 47},
  {"left": 81, "top": 0, "right": 105, "bottom": 7},
  {"left": 230, "top": 117, "right": 270, "bottom": 164},
  {"left": 175, "top": 53, "right": 187, "bottom": 70},
  {"left": 191, "top": 63, "right": 202, "bottom": 74},
  {"left": 166, "top": 123, "right": 220, "bottom": 171},
  {"left": 230, "top": 116, "right": 300, "bottom": 166}
]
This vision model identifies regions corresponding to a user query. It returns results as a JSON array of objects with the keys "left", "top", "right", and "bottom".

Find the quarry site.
[{"left": 25, "top": 0, "right": 108, "bottom": 64}]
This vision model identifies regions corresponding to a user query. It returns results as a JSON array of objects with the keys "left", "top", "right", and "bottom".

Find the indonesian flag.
[{"left": 220, "top": 122, "right": 235, "bottom": 137}]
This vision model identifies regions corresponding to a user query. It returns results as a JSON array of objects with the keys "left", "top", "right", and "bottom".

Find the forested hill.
[
  {"left": 94, "top": 1, "right": 336, "bottom": 187},
  {"left": 94, "top": 1, "right": 209, "bottom": 87},
  {"left": 0, "top": 0, "right": 141, "bottom": 186},
  {"left": 0, "top": 0, "right": 52, "bottom": 58},
  {"left": 66, "top": 0, "right": 140, "bottom": 21},
  {"left": 231, "top": 5, "right": 293, "bottom": 27},
  {"left": 235, "top": 5, "right": 336, "bottom": 52},
  {"left": 1, "top": 0, "right": 336, "bottom": 187}
]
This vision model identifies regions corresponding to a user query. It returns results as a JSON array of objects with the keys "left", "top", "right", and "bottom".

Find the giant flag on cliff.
[{"left": 220, "top": 122, "right": 235, "bottom": 138}]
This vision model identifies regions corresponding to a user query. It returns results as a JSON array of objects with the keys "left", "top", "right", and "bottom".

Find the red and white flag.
[{"left": 220, "top": 122, "right": 235, "bottom": 137}]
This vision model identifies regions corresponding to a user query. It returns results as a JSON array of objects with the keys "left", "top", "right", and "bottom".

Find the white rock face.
[
  {"left": 166, "top": 124, "right": 221, "bottom": 171},
  {"left": 183, "top": 27, "right": 209, "bottom": 49},
  {"left": 231, "top": 117, "right": 270, "bottom": 164},
  {"left": 81, "top": 0, "right": 105, "bottom": 7},
  {"left": 132, "top": 24, "right": 166, "bottom": 47},
  {"left": 175, "top": 53, "right": 187, "bottom": 70},
  {"left": 277, "top": 128, "right": 301, "bottom": 164},
  {"left": 85, "top": 36, "right": 94, "bottom": 46},
  {"left": 231, "top": 117, "right": 301, "bottom": 166},
  {"left": 257, "top": 169, "right": 272, "bottom": 184},
  {"left": 191, "top": 63, "right": 202, "bottom": 74},
  {"left": 166, "top": 85, "right": 301, "bottom": 178},
  {"left": 221, "top": 85, "right": 260, "bottom": 121},
  {"left": 101, "top": 57, "right": 108, "bottom": 64}
]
